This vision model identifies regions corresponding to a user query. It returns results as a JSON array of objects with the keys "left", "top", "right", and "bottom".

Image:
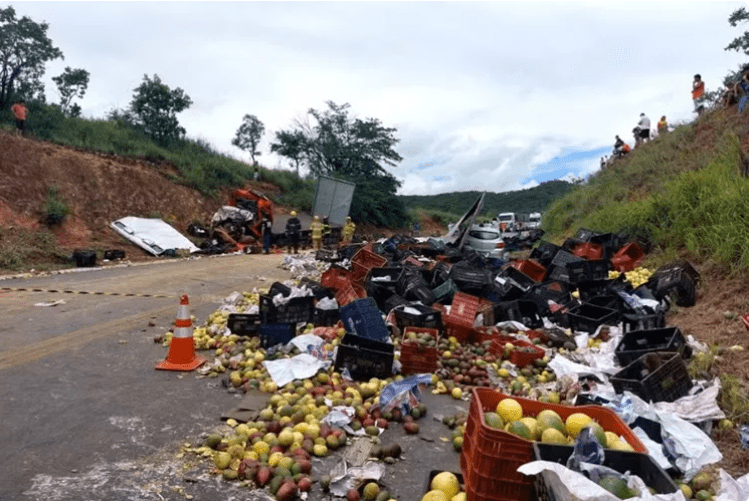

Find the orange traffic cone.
[{"left": 156, "top": 294, "right": 206, "bottom": 371}]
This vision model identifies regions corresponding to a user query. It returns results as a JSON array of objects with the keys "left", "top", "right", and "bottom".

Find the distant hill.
[{"left": 398, "top": 180, "right": 575, "bottom": 219}]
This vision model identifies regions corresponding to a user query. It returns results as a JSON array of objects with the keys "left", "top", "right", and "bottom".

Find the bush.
[{"left": 42, "top": 185, "right": 70, "bottom": 227}]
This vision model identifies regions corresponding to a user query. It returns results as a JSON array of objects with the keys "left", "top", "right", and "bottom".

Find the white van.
[{"left": 498, "top": 212, "right": 519, "bottom": 231}]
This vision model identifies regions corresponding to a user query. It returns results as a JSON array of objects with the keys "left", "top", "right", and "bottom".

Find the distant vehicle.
[
  {"left": 498, "top": 212, "right": 520, "bottom": 232},
  {"left": 464, "top": 223, "right": 506, "bottom": 259},
  {"left": 528, "top": 212, "right": 542, "bottom": 229}
]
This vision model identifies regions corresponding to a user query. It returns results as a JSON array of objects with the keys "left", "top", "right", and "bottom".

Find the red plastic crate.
[
  {"left": 471, "top": 326, "right": 499, "bottom": 344},
  {"left": 510, "top": 259, "right": 546, "bottom": 282},
  {"left": 508, "top": 341, "right": 545, "bottom": 368},
  {"left": 321, "top": 267, "right": 352, "bottom": 291},
  {"left": 400, "top": 327, "right": 439, "bottom": 375},
  {"left": 351, "top": 262, "right": 370, "bottom": 283},
  {"left": 487, "top": 335, "right": 530, "bottom": 358},
  {"left": 572, "top": 242, "right": 604, "bottom": 260},
  {"left": 611, "top": 242, "right": 645, "bottom": 272},
  {"left": 447, "top": 292, "right": 481, "bottom": 327},
  {"left": 445, "top": 320, "right": 473, "bottom": 343},
  {"left": 351, "top": 248, "right": 387, "bottom": 270},
  {"left": 460, "top": 388, "right": 647, "bottom": 495},
  {"left": 335, "top": 282, "right": 366, "bottom": 307}
]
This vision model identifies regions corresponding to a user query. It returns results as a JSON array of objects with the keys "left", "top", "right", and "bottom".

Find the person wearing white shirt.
[{"left": 637, "top": 113, "right": 651, "bottom": 145}]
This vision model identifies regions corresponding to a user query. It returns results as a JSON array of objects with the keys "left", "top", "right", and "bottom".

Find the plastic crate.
[
  {"left": 611, "top": 242, "right": 645, "bottom": 272},
  {"left": 351, "top": 262, "right": 370, "bottom": 282},
  {"left": 566, "top": 259, "right": 609, "bottom": 284},
  {"left": 383, "top": 293, "right": 409, "bottom": 313},
  {"left": 404, "top": 284, "right": 437, "bottom": 305},
  {"left": 259, "top": 295, "right": 315, "bottom": 324},
  {"left": 621, "top": 311, "right": 666, "bottom": 333},
  {"left": 500, "top": 266, "right": 536, "bottom": 292},
  {"left": 610, "top": 351, "right": 693, "bottom": 403},
  {"left": 494, "top": 300, "right": 543, "bottom": 329},
  {"left": 446, "top": 292, "right": 481, "bottom": 327},
  {"left": 509, "top": 259, "right": 546, "bottom": 282},
  {"left": 577, "top": 279, "right": 615, "bottom": 302},
  {"left": 393, "top": 303, "right": 442, "bottom": 331},
  {"left": 73, "top": 249, "right": 97, "bottom": 267},
  {"left": 529, "top": 241, "right": 562, "bottom": 268},
  {"left": 268, "top": 281, "right": 292, "bottom": 297},
  {"left": 312, "top": 307, "right": 340, "bottom": 327},
  {"left": 103, "top": 249, "right": 125, "bottom": 261},
  {"left": 259, "top": 323, "right": 296, "bottom": 348},
  {"left": 615, "top": 326, "right": 692, "bottom": 366},
  {"left": 227, "top": 313, "right": 261, "bottom": 336},
  {"left": 571, "top": 242, "right": 604, "bottom": 260},
  {"left": 567, "top": 303, "right": 619, "bottom": 333},
  {"left": 335, "top": 282, "right": 366, "bottom": 307},
  {"left": 647, "top": 262, "right": 699, "bottom": 307},
  {"left": 299, "top": 277, "right": 335, "bottom": 300},
  {"left": 525, "top": 282, "right": 572, "bottom": 316},
  {"left": 321, "top": 266, "right": 353, "bottom": 291},
  {"left": 461, "top": 389, "right": 646, "bottom": 501},
  {"left": 340, "top": 298, "right": 390, "bottom": 343},
  {"left": 351, "top": 248, "right": 388, "bottom": 270},
  {"left": 368, "top": 267, "right": 405, "bottom": 288},
  {"left": 445, "top": 320, "right": 474, "bottom": 344},
  {"left": 401, "top": 327, "right": 439, "bottom": 375},
  {"left": 450, "top": 264, "right": 492, "bottom": 293},
  {"left": 488, "top": 336, "right": 544, "bottom": 367},
  {"left": 433, "top": 279, "right": 458, "bottom": 303},
  {"left": 584, "top": 294, "right": 623, "bottom": 312},
  {"left": 532, "top": 443, "right": 678, "bottom": 501},
  {"left": 334, "top": 333, "right": 394, "bottom": 381}
]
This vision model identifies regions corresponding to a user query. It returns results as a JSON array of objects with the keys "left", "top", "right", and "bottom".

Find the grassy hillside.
[
  {"left": 399, "top": 180, "right": 574, "bottom": 223},
  {"left": 543, "top": 108, "right": 748, "bottom": 274}
]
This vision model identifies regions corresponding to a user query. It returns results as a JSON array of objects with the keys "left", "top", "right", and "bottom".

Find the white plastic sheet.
[
  {"left": 715, "top": 470, "right": 749, "bottom": 501},
  {"left": 263, "top": 353, "right": 331, "bottom": 387}
]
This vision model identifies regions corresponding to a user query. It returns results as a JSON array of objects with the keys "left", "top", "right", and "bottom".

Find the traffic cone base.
[{"left": 156, "top": 294, "right": 206, "bottom": 371}]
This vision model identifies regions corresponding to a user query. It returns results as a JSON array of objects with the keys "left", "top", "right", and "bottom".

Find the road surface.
[{"left": 0, "top": 253, "right": 464, "bottom": 500}]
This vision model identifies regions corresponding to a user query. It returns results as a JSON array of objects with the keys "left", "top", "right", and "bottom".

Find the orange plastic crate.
[
  {"left": 611, "top": 242, "right": 645, "bottom": 272},
  {"left": 572, "top": 242, "right": 604, "bottom": 260},
  {"left": 351, "top": 248, "right": 387, "bottom": 270},
  {"left": 509, "top": 259, "right": 546, "bottom": 282},
  {"left": 447, "top": 292, "right": 481, "bottom": 327},
  {"left": 351, "top": 262, "right": 370, "bottom": 283},
  {"left": 400, "top": 327, "right": 439, "bottom": 375},
  {"left": 321, "top": 267, "right": 352, "bottom": 291}
]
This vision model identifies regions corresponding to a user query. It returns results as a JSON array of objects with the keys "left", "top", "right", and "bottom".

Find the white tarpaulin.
[{"left": 110, "top": 217, "right": 199, "bottom": 256}]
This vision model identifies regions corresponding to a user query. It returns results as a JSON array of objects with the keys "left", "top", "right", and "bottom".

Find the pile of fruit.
[
  {"left": 483, "top": 398, "right": 635, "bottom": 451},
  {"left": 608, "top": 266, "right": 653, "bottom": 288},
  {"left": 422, "top": 471, "right": 465, "bottom": 501}
]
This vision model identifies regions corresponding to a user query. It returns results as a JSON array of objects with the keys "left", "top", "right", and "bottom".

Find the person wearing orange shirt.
[
  {"left": 692, "top": 74, "right": 705, "bottom": 115},
  {"left": 10, "top": 100, "right": 28, "bottom": 136},
  {"left": 657, "top": 116, "right": 668, "bottom": 136}
]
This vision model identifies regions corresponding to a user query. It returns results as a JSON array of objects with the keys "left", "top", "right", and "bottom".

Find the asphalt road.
[{"left": 0, "top": 253, "right": 465, "bottom": 501}]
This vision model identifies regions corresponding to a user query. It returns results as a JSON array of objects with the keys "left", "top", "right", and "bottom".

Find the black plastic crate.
[
  {"left": 500, "top": 265, "right": 536, "bottom": 292},
  {"left": 529, "top": 241, "right": 562, "bottom": 268},
  {"left": 428, "top": 262, "right": 451, "bottom": 288},
  {"left": 340, "top": 298, "right": 390, "bottom": 343},
  {"left": 312, "top": 307, "right": 340, "bottom": 327},
  {"left": 647, "top": 263, "right": 698, "bottom": 307},
  {"left": 615, "top": 326, "right": 691, "bottom": 366},
  {"left": 585, "top": 294, "right": 624, "bottom": 312},
  {"left": 494, "top": 299, "right": 543, "bottom": 328},
  {"left": 73, "top": 249, "right": 97, "bottom": 267},
  {"left": 577, "top": 279, "right": 614, "bottom": 301},
  {"left": 367, "top": 282, "right": 398, "bottom": 312},
  {"left": 551, "top": 249, "right": 585, "bottom": 268},
  {"left": 259, "top": 323, "right": 296, "bottom": 348},
  {"left": 566, "top": 259, "right": 610, "bottom": 284},
  {"left": 103, "top": 249, "right": 125, "bottom": 261},
  {"left": 383, "top": 293, "right": 409, "bottom": 313},
  {"left": 368, "top": 267, "right": 405, "bottom": 288},
  {"left": 622, "top": 311, "right": 666, "bottom": 333},
  {"left": 567, "top": 303, "right": 619, "bottom": 334},
  {"left": 227, "top": 313, "right": 262, "bottom": 336},
  {"left": 573, "top": 227, "right": 599, "bottom": 242},
  {"left": 404, "top": 284, "right": 437, "bottom": 305},
  {"left": 611, "top": 351, "right": 692, "bottom": 403},
  {"left": 259, "top": 295, "right": 315, "bottom": 324},
  {"left": 532, "top": 443, "right": 678, "bottom": 501},
  {"left": 525, "top": 281, "right": 572, "bottom": 316},
  {"left": 299, "top": 278, "right": 335, "bottom": 300},
  {"left": 397, "top": 270, "right": 429, "bottom": 296},
  {"left": 574, "top": 393, "right": 612, "bottom": 406},
  {"left": 393, "top": 303, "right": 442, "bottom": 330},
  {"left": 334, "top": 333, "right": 394, "bottom": 381},
  {"left": 449, "top": 263, "right": 492, "bottom": 292}
]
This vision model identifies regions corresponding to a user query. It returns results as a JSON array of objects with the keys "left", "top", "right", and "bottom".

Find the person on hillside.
[
  {"left": 11, "top": 100, "right": 28, "bottom": 136},
  {"left": 285, "top": 211, "right": 302, "bottom": 254},
  {"left": 261, "top": 215, "right": 273, "bottom": 254},
  {"left": 692, "top": 74, "right": 705, "bottom": 115},
  {"left": 342, "top": 217, "right": 356, "bottom": 244},
  {"left": 636, "top": 113, "right": 651, "bottom": 145},
  {"left": 738, "top": 66, "right": 749, "bottom": 114},
  {"left": 310, "top": 215, "right": 323, "bottom": 251},
  {"left": 600, "top": 157, "right": 606, "bottom": 169},
  {"left": 657, "top": 116, "right": 668, "bottom": 137}
]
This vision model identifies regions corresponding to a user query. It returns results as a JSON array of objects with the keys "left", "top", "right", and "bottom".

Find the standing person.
[
  {"left": 657, "top": 116, "right": 668, "bottom": 136},
  {"left": 321, "top": 217, "right": 331, "bottom": 246},
  {"left": 261, "top": 215, "right": 273, "bottom": 254},
  {"left": 738, "top": 66, "right": 749, "bottom": 114},
  {"left": 253, "top": 167, "right": 260, "bottom": 182},
  {"left": 11, "top": 100, "right": 27, "bottom": 136},
  {"left": 692, "top": 74, "right": 705, "bottom": 115},
  {"left": 342, "top": 217, "right": 355, "bottom": 244},
  {"left": 637, "top": 113, "right": 651, "bottom": 145},
  {"left": 310, "top": 216, "right": 323, "bottom": 250},
  {"left": 600, "top": 157, "right": 606, "bottom": 169},
  {"left": 285, "top": 211, "right": 301, "bottom": 254}
]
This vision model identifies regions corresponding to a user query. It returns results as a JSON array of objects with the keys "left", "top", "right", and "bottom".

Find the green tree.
[
  {"left": 270, "top": 129, "right": 308, "bottom": 176},
  {"left": 725, "top": 7, "right": 749, "bottom": 55},
  {"left": 0, "top": 6, "right": 63, "bottom": 109},
  {"left": 231, "top": 114, "right": 265, "bottom": 164},
  {"left": 129, "top": 74, "right": 192, "bottom": 145},
  {"left": 51, "top": 66, "right": 89, "bottom": 117}
]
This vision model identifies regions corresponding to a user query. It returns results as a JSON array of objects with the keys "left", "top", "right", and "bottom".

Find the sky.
[{"left": 9, "top": 1, "right": 748, "bottom": 196}]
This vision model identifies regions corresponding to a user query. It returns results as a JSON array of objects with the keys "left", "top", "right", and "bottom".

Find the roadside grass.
[
  {"left": 719, "top": 374, "right": 749, "bottom": 425},
  {"left": 544, "top": 110, "right": 748, "bottom": 273},
  {"left": 0, "top": 226, "right": 71, "bottom": 271},
  {"left": 408, "top": 207, "right": 462, "bottom": 228}
]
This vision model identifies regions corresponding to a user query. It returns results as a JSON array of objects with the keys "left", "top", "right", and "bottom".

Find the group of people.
[{"left": 283, "top": 212, "right": 356, "bottom": 254}]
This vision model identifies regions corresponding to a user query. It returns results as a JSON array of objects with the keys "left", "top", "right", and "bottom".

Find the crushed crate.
[
  {"left": 334, "top": 333, "right": 394, "bottom": 381},
  {"left": 340, "top": 298, "right": 390, "bottom": 343},
  {"left": 611, "top": 242, "right": 645, "bottom": 272},
  {"left": 611, "top": 351, "right": 692, "bottom": 403},
  {"left": 614, "top": 326, "right": 692, "bottom": 366},
  {"left": 259, "top": 295, "right": 314, "bottom": 324},
  {"left": 351, "top": 262, "right": 370, "bottom": 282}
]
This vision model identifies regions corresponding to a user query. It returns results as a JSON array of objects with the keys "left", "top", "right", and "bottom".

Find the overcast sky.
[{"left": 10, "top": 1, "right": 748, "bottom": 195}]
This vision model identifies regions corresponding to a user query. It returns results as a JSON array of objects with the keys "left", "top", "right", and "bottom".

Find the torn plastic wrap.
[
  {"left": 714, "top": 470, "right": 749, "bottom": 501},
  {"left": 378, "top": 373, "right": 432, "bottom": 414},
  {"left": 329, "top": 461, "right": 385, "bottom": 497},
  {"left": 263, "top": 353, "right": 332, "bottom": 387}
]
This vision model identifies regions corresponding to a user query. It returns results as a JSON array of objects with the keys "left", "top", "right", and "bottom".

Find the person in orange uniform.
[
  {"left": 11, "top": 100, "right": 28, "bottom": 136},
  {"left": 692, "top": 74, "right": 705, "bottom": 115}
]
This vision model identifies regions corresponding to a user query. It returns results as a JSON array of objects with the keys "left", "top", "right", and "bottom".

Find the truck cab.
[
  {"left": 498, "top": 212, "right": 519, "bottom": 232},
  {"left": 528, "top": 212, "right": 542, "bottom": 229}
]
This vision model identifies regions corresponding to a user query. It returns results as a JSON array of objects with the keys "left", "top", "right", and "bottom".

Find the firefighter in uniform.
[
  {"left": 310, "top": 216, "right": 323, "bottom": 250},
  {"left": 342, "top": 217, "right": 356, "bottom": 244}
]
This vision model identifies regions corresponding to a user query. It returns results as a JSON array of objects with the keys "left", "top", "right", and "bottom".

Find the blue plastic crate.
[
  {"left": 340, "top": 298, "right": 390, "bottom": 343},
  {"left": 259, "top": 323, "right": 296, "bottom": 348}
]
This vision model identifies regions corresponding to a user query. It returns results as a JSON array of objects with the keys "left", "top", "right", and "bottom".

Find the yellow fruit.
[
  {"left": 422, "top": 491, "right": 449, "bottom": 501},
  {"left": 236, "top": 424, "right": 250, "bottom": 436},
  {"left": 278, "top": 456, "right": 294, "bottom": 471},
  {"left": 451, "top": 494, "right": 467, "bottom": 501},
  {"left": 278, "top": 429, "right": 294, "bottom": 447},
  {"left": 431, "top": 472, "right": 460, "bottom": 498},
  {"left": 252, "top": 441, "right": 269, "bottom": 455},
  {"left": 540, "top": 428, "right": 568, "bottom": 445},
  {"left": 226, "top": 418, "right": 238, "bottom": 427},
  {"left": 678, "top": 483, "right": 693, "bottom": 499},
  {"left": 565, "top": 413, "right": 593, "bottom": 438},
  {"left": 484, "top": 412, "right": 504, "bottom": 430},
  {"left": 363, "top": 482, "right": 380, "bottom": 501},
  {"left": 496, "top": 398, "right": 523, "bottom": 423},
  {"left": 451, "top": 388, "right": 463, "bottom": 399},
  {"left": 498, "top": 368, "right": 510, "bottom": 378},
  {"left": 520, "top": 417, "right": 540, "bottom": 440},
  {"left": 214, "top": 451, "right": 232, "bottom": 469},
  {"left": 268, "top": 451, "right": 284, "bottom": 467},
  {"left": 609, "top": 439, "right": 634, "bottom": 452},
  {"left": 313, "top": 444, "right": 328, "bottom": 457},
  {"left": 604, "top": 431, "right": 620, "bottom": 448}
]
